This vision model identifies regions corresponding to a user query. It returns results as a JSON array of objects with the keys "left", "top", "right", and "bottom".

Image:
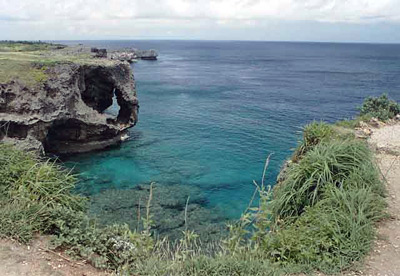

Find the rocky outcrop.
[
  {"left": 90, "top": 47, "right": 107, "bottom": 58},
  {"left": 0, "top": 61, "right": 138, "bottom": 155},
  {"left": 110, "top": 49, "right": 158, "bottom": 63}
]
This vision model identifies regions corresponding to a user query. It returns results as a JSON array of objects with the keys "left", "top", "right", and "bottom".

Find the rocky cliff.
[{"left": 0, "top": 61, "right": 138, "bottom": 155}]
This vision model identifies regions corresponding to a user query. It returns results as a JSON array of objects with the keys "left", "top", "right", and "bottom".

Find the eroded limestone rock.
[{"left": 0, "top": 61, "right": 138, "bottom": 155}]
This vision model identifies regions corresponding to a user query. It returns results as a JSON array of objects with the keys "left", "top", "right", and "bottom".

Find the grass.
[
  {"left": 0, "top": 41, "right": 65, "bottom": 52},
  {"left": 0, "top": 41, "right": 115, "bottom": 87},
  {"left": 0, "top": 144, "right": 84, "bottom": 241},
  {"left": 292, "top": 121, "right": 336, "bottom": 161},
  {"left": 0, "top": 95, "right": 393, "bottom": 275},
  {"left": 258, "top": 138, "right": 386, "bottom": 273},
  {"left": 274, "top": 140, "right": 379, "bottom": 219},
  {"left": 335, "top": 114, "right": 373, "bottom": 129}
]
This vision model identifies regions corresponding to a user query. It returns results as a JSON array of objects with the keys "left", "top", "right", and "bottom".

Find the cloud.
[
  {"left": 1, "top": 0, "right": 400, "bottom": 41},
  {"left": 1, "top": 0, "right": 400, "bottom": 23}
]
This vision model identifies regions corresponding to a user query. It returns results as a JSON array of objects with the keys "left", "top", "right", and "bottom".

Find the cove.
[{"left": 64, "top": 40, "right": 400, "bottom": 239}]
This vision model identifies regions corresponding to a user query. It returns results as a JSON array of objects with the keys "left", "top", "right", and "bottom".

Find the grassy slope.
[
  {"left": 0, "top": 41, "right": 113, "bottom": 87},
  {"left": 0, "top": 89, "right": 396, "bottom": 275}
]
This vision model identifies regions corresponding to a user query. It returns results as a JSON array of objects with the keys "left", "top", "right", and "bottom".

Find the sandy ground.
[
  {"left": 0, "top": 236, "right": 109, "bottom": 276},
  {"left": 360, "top": 123, "right": 400, "bottom": 276}
]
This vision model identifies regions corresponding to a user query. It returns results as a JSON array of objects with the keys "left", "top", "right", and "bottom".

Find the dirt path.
[
  {"left": 0, "top": 237, "right": 109, "bottom": 276},
  {"left": 361, "top": 123, "right": 400, "bottom": 276}
]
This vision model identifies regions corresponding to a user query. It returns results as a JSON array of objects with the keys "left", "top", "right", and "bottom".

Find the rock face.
[{"left": 0, "top": 62, "right": 138, "bottom": 155}]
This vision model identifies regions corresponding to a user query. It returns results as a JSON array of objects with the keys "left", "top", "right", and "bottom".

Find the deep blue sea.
[{"left": 63, "top": 40, "right": 400, "bottom": 225}]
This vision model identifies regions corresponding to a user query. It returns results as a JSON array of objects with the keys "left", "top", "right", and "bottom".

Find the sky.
[{"left": 1, "top": 0, "right": 400, "bottom": 43}]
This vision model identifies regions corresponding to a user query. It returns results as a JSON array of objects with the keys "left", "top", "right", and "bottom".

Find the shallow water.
[{"left": 64, "top": 40, "right": 400, "bottom": 234}]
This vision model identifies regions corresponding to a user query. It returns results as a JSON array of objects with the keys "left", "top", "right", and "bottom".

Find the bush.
[{"left": 359, "top": 94, "right": 400, "bottom": 121}]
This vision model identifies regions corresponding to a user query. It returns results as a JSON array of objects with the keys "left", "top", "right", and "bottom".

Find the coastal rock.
[
  {"left": 369, "top": 117, "right": 386, "bottom": 128},
  {"left": 134, "top": 49, "right": 158, "bottom": 60},
  {"left": 0, "top": 62, "right": 138, "bottom": 155},
  {"left": 90, "top": 47, "right": 107, "bottom": 58},
  {"left": 110, "top": 49, "right": 158, "bottom": 62}
]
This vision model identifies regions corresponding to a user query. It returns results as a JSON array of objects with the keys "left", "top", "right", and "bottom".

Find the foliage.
[
  {"left": 292, "top": 121, "right": 335, "bottom": 161},
  {"left": 0, "top": 144, "right": 158, "bottom": 270},
  {"left": 359, "top": 93, "right": 400, "bottom": 121}
]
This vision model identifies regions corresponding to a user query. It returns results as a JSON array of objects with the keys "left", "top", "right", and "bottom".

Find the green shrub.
[
  {"left": 359, "top": 94, "right": 400, "bottom": 121},
  {"left": 48, "top": 207, "right": 154, "bottom": 270}
]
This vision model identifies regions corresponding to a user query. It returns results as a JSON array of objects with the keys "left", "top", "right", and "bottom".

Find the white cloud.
[
  {"left": 1, "top": 0, "right": 400, "bottom": 41},
  {"left": 1, "top": 0, "right": 400, "bottom": 23}
]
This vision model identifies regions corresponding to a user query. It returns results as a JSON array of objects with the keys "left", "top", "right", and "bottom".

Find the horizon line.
[{"left": 2, "top": 38, "right": 400, "bottom": 45}]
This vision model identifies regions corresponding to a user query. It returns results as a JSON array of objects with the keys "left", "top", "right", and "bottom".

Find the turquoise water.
[{"left": 65, "top": 41, "right": 400, "bottom": 226}]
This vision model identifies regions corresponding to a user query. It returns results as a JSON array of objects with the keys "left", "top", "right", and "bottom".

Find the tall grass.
[
  {"left": 292, "top": 121, "right": 335, "bottom": 161},
  {"left": 238, "top": 121, "right": 387, "bottom": 274},
  {"left": 274, "top": 140, "right": 378, "bottom": 220},
  {"left": 0, "top": 144, "right": 84, "bottom": 242}
]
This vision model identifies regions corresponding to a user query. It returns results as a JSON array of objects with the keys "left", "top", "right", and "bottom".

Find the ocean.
[{"left": 63, "top": 40, "right": 400, "bottom": 238}]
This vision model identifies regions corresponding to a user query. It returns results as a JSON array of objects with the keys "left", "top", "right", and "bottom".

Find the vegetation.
[
  {"left": 263, "top": 139, "right": 385, "bottom": 273},
  {"left": 0, "top": 95, "right": 394, "bottom": 274},
  {"left": 359, "top": 94, "right": 400, "bottom": 121},
  {"left": 292, "top": 121, "right": 336, "bottom": 161},
  {"left": 0, "top": 41, "right": 111, "bottom": 86},
  {"left": 0, "top": 41, "right": 65, "bottom": 52},
  {"left": 336, "top": 94, "right": 400, "bottom": 128}
]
